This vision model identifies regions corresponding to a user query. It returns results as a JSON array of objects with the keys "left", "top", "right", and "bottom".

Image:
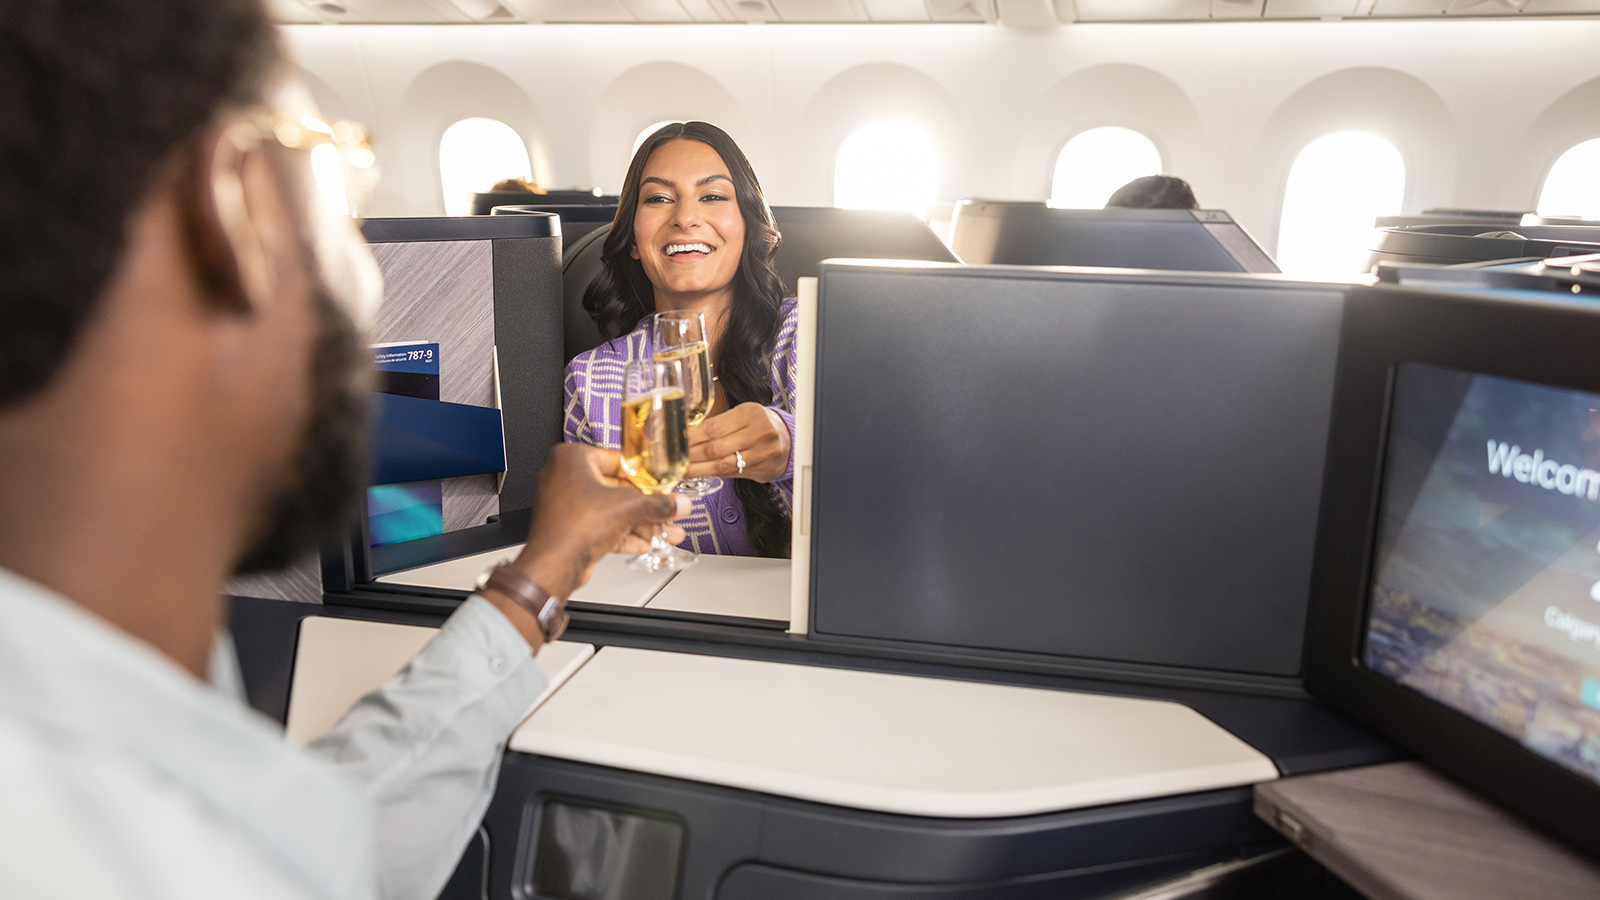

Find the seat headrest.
[{"left": 562, "top": 224, "right": 610, "bottom": 361}]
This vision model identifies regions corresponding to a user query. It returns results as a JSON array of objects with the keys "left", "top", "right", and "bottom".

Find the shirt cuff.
[{"left": 430, "top": 594, "right": 545, "bottom": 718}]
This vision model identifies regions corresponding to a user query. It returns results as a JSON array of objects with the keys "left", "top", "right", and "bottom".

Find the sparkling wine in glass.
[
  {"left": 652, "top": 310, "right": 723, "bottom": 499},
  {"left": 619, "top": 355, "right": 697, "bottom": 572}
]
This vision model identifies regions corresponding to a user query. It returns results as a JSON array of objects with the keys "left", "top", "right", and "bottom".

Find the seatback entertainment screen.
[{"left": 1368, "top": 362, "right": 1600, "bottom": 785}]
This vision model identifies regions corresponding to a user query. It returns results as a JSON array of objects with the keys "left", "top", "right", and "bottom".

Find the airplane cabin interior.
[{"left": 202, "top": 4, "right": 1600, "bottom": 900}]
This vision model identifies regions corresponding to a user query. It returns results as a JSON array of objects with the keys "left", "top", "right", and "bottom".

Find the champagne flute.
[
  {"left": 652, "top": 310, "right": 723, "bottom": 499},
  {"left": 619, "top": 354, "right": 697, "bottom": 572}
]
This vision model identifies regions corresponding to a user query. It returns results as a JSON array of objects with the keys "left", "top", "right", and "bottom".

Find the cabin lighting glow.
[
  {"left": 438, "top": 117, "right": 533, "bottom": 216},
  {"left": 632, "top": 121, "right": 682, "bottom": 159},
  {"left": 834, "top": 121, "right": 939, "bottom": 217},
  {"left": 1049, "top": 127, "right": 1162, "bottom": 210},
  {"left": 1537, "top": 139, "right": 1600, "bottom": 222},
  {"left": 310, "top": 143, "right": 349, "bottom": 217},
  {"left": 1275, "top": 132, "right": 1405, "bottom": 280}
]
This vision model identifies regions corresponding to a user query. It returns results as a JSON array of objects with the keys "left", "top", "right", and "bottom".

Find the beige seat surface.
[
  {"left": 642, "top": 555, "right": 790, "bottom": 621},
  {"left": 510, "top": 646, "right": 1279, "bottom": 818},
  {"left": 376, "top": 548, "right": 674, "bottom": 608},
  {"left": 377, "top": 547, "right": 792, "bottom": 621},
  {"left": 285, "top": 615, "right": 593, "bottom": 745}
]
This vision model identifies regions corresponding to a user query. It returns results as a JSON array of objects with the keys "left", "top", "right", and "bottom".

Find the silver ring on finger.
[{"left": 735, "top": 450, "right": 747, "bottom": 474}]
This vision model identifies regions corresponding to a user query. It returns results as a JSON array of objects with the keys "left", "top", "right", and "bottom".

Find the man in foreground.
[{"left": 0, "top": 3, "right": 685, "bottom": 898}]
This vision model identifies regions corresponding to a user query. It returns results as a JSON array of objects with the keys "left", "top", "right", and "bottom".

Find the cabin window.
[
  {"left": 438, "top": 117, "right": 533, "bottom": 216},
  {"left": 1537, "top": 139, "right": 1600, "bottom": 222},
  {"left": 632, "top": 121, "right": 681, "bottom": 159},
  {"left": 1049, "top": 127, "right": 1162, "bottom": 209},
  {"left": 833, "top": 121, "right": 939, "bottom": 217},
  {"left": 1275, "top": 132, "right": 1405, "bottom": 279}
]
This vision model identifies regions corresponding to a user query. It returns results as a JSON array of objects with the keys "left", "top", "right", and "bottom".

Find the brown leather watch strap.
[{"left": 481, "top": 564, "right": 568, "bottom": 644}]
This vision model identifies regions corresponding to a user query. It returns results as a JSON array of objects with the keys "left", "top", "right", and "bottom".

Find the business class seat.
[
  {"left": 559, "top": 207, "right": 958, "bottom": 360},
  {"left": 1364, "top": 223, "right": 1600, "bottom": 269},
  {"left": 491, "top": 203, "right": 618, "bottom": 245},
  {"left": 947, "top": 200, "right": 1278, "bottom": 273},
  {"left": 468, "top": 189, "right": 617, "bottom": 215},
  {"left": 559, "top": 226, "right": 612, "bottom": 362}
]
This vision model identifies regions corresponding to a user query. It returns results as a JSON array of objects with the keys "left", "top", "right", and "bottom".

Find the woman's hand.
[{"left": 686, "top": 402, "right": 790, "bottom": 483}]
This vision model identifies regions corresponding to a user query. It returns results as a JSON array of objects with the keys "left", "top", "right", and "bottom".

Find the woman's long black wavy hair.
[{"left": 583, "top": 121, "right": 790, "bottom": 557}]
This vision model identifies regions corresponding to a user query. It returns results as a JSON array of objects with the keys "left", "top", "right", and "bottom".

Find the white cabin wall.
[{"left": 283, "top": 19, "right": 1600, "bottom": 255}]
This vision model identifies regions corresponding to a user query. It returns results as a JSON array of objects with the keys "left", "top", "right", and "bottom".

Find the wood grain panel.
[
  {"left": 370, "top": 240, "right": 495, "bottom": 407},
  {"left": 226, "top": 552, "right": 322, "bottom": 604},
  {"left": 1254, "top": 761, "right": 1600, "bottom": 900},
  {"left": 371, "top": 240, "right": 501, "bottom": 532}
]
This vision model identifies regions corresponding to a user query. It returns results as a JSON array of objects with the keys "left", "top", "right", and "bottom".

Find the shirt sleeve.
[
  {"left": 563, "top": 361, "right": 591, "bottom": 445},
  {"left": 304, "top": 595, "right": 546, "bottom": 900}
]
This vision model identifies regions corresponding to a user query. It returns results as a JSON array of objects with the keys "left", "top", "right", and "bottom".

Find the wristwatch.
[{"left": 476, "top": 562, "right": 569, "bottom": 644}]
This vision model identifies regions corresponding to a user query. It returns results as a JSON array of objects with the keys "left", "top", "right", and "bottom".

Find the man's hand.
[
  {"left": 486, "top": 445, "right": 689, "bottom": 646},
  {"left": 686, "top": 402, "right": 790, "bottom": 483}
]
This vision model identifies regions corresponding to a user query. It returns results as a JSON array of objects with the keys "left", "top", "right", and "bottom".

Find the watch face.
[
  {"left": 544, "top": 610, "right": 569, "bottom": 642},
  {"left": 537, "top": 597, "right": 568, "bottom": 642}
]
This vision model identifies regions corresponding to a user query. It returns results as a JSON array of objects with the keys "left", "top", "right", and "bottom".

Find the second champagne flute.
[
  {"left": 652, "top": 310, "right": 723, "bottom": 498},
  {"left": 619, "top": 355, "right": 697, "bottom": 572}
]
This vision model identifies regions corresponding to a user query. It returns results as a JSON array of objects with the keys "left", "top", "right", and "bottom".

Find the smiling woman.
[{"left": 564, "top": 122, "right": 798, "bottom": 559}]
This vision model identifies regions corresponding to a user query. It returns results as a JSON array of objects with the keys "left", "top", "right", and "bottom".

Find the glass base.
[
  {"left": 627, "top": 542, "right": 697, "bottom": 573},
  {"left": 676, "top": 476, "right": 724, "bottom": 499}
]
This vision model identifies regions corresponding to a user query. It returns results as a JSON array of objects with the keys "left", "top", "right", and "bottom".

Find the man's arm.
[
  {"left": 305, "top": 595, "right": 542, "bottom": 900},
  {"left": 304, "top": 445, "right": 688, "bottom": 900}
]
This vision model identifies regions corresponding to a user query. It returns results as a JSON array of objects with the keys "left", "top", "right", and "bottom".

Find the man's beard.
[{"left": 232, "top": 281, "right": 371, "bottom": 576}]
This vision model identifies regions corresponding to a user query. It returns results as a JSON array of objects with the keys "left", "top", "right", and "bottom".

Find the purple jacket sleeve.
[
  {"left": 765, "top": 300, "right": 801, "bottom": 503},
  {"left": 562, "top": 364, "right": 586, "bottom": 445}
]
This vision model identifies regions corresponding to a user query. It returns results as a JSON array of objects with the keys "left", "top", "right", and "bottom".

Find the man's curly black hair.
[{"left": 0, "top": 0, "right": 278, "bottom": 409}]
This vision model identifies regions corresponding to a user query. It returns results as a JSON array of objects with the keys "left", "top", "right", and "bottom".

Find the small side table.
[{"left": 1254, "top": 761, "right": 1600, "bottom": 900}]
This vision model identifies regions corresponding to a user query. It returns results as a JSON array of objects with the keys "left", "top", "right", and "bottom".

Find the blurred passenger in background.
[
  {"left": 491, "top": 176, "right": 544, "bottom": 193},
  {"left": 1106, "top": 174, "right": 1200, "bottom": 210},
  {"left": 566, "top": 122, "right": 797, "bottom": 559}
]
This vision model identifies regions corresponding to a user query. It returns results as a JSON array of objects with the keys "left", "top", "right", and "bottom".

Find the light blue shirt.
[{"left": 0, "top": 566, "right": 547, "bottom": 900}]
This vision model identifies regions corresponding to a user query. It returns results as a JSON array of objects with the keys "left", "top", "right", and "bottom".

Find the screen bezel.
[{"left": 1304, "top": 282, "right": 1600, "bottom": 859}]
